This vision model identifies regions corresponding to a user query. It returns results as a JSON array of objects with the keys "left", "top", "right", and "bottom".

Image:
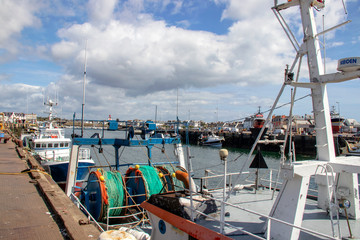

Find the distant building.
[
  {"left": 222, "top": 121, "right": 242, "bottom": 132},
  {"left": 3, "top": 112, "right": 26, "bottom": 123},
  {"left": 189, "top": 120, "right": 200, "bottom": 128},
  {"left": 272, "top": 115, "right": 287, "bottom": 130},
  {"left": 343, "top": 119, "right": 359, "bottom": 133},
  {"left": 271, "top": 114, "right": 314, "bottom": 135},
  {"left": 25, "top": 113, "right": 37, "bottom": 124},
  {"left": 293, "top": 115, "right": 314, "bottom": 135}
]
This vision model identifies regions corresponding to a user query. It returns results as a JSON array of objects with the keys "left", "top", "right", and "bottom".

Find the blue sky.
[{"left": 0, "top": 0, "right": 359, "bottom": 122}]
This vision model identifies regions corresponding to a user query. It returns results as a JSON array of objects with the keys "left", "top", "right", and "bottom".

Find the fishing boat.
[
  {"left": 330, "top": 106, "right": 345, "bottom": 133},
  {"left": 198, "top": 131, "right": 225, "bottom": 147},
  {"left": 65, "top": 120, "right": 189, "bottom": 232},
  {"left": 138, "top": 1, "right": 360, "bottom": 239},
  {"left": 63, "top": 0, "right": 360, "bottom": 239},
  {"left": 24, "top": 99, "right": 95, "bottom": 189},
  {"left": 244, "top": 107, "right": 268, "bottom": 138}
]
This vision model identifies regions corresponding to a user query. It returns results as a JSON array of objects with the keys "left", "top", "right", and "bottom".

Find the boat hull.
[
  {"left": 250, "top": 127, "right": 268, "bottom": 139},
  {"left": 198, "top": 135, "right": 224, "bottom": 148},
  {"left": 200, "top": 141, "right": 223, "bottom": 148},
  {"left": 42, "top": 160, "right": 95, "bottom": 184}
]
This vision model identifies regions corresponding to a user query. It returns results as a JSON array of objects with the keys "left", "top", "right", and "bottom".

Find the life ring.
[{"left": 175, "top": 170, "right": 190, "bottom": 189}]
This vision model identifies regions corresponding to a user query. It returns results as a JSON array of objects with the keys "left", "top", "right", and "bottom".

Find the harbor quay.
[
  {"left": 0, "top": 130, "right": 100, "bottom": 240},
  {"left": 179, "top": 130, "right": 358, "bottom": 156}
]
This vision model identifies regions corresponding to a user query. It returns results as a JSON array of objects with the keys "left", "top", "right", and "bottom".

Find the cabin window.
[
  {"left": 42, "top": 143, "right": 46, "bottom": 148},
  {"left": 36, "top": 143, "right": 41, "bottom": 148},
  {"left": 54, "top": 143, "right": 59, "bottom": 147},
  {"left": 48, "top": 143, "right": 53, "bottom": 148},
  {"left": 60, "top": 143, "right": 64, "bottom": 147},
  {"left": 65, "top": 143, "right": 69, "bottom": 147}
]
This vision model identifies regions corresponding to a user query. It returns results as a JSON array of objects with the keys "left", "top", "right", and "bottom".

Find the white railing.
[
  {"left": 105, "top": 205, "right": 149, "bottom": 231},
  {"left": 182, "top": 190, "right": 338, "bottom": 240},
  {"left": 187, "top": 168, "right": 340, "bottom": 239},
  {"left": 196, "top": 169, "right": 280, "bottom": 192}
]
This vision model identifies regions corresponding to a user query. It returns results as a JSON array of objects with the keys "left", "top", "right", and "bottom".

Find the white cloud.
[
  {"left": 0, "top": 0, "right": 41, "bottom": 62},
  {"left": 1, "top": 0, "right": 358, "bottom": 122},
  {"left": 313, "top": 0, "right": 348, "bottom": 39},
  {"left": 0, "top": 83, "right": 43, "bottom": 113},
  {"left": 87, "top": 0, "right": 118, "bottom": 25},
  {"left": 221, "top": 0, "right": 269, "bottom": 21},
  {"left": 49, "top": 0, "right": 294, "bottom": 100}
]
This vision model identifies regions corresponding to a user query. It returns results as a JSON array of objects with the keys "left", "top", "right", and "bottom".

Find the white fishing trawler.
[
  {"left": 24, "top": 99, "right": 95, "bottom": 189},
  {"left": 64, "top": 0, "right": 360, "bottom": 239},
  {"left": 139, "top": 1, "right": 360, "bottom": 239}
]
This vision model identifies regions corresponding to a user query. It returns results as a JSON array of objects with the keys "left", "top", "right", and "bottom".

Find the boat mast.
[
  {"left": 298, "top": 0, "right": 335, "bottom": 161},
  {"left": 81, "top": 41, "right": 88, "bottom": 137},
  {"left": 176, "top": 87, "right": 179, "bottom": 120}
]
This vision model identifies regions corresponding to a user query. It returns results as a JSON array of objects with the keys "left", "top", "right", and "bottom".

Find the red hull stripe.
[{"left": 141, "top": 201, "right": 232, "bottom": 240}]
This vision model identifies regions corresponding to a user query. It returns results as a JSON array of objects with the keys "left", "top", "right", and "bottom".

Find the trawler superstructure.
[
  {"left": 25, "top": 99, "right": 95, "bottom": 189},
  {"left": 63, "top": 1, "right": 360, "bottom": 239},
  {"left": 140, "top": 0, "right": 360, "bottom": 239}
]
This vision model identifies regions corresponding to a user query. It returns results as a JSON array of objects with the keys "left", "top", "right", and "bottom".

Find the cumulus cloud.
[
  {"left": 0, "top": 83, "right": 43, "bottom": 113},
  {"left": 1, "top": 0, "right": 357, "bottom": 121},
  {"left": 87, "top": 0, "right": 117, "bottom": 25},
  {"left": 50, "top": 0, "right": 294, "bottom": 99},
  {"left": 0, "top": 0, "right": 41, "bottom": 62}
]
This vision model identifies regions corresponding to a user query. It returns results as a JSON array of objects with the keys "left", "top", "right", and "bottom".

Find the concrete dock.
[{"left": 0, "top": 136, "right": 100, "bottom": 239}]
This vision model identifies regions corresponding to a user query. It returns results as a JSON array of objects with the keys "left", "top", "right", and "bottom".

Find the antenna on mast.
[
  {"left": 176, "top": 88, "right": 179, "bottom": 120},
  {"left": 155, "top": 105, "right": 157, "bottom": 123},
  {"left": 42, "top": 89, "right": 45, "bottom": 105},
  {"left": 323, "top": 15, "right": 326, "bottom": 73},
  {"left": 341, "top": 0, "right": 348, "bottom": 14},
  {"left": 81, "top": 40, "right": 88, "bottom": 137}
]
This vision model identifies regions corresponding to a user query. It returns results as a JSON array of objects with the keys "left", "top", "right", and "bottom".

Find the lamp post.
[{"left": 219, "top": 149, "right": 228, "bottom": 234}]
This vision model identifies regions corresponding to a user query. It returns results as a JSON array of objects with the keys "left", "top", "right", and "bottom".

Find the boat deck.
[
  {"left": 198, "top": 187, "right": 360, "bottom": 239},
  {"left": 0, "top": 138, "right": 100, "bottom": 239}
]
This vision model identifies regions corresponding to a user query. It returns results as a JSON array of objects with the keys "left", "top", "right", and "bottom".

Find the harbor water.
[{"left": 66, "top": 128, "right": 314, "bottom": 191}]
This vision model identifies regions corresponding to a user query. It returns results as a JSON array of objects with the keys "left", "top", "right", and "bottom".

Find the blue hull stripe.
[{"left": 46, "top": 162, "right": 95, "bottom": 183}]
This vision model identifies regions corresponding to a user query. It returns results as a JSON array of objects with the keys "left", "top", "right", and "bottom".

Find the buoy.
[
  {"left": 99, "top": 175, "right": 105, "bottom": 182},
  {"left": 175, "top": 170, "right": 190, "bottom": 189},
  {"left": 135, "top": 164, "right": 140, "bottom": 169}
]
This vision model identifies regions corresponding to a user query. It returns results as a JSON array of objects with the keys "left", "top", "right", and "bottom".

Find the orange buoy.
[{"left": 175, "top": 170, "right": 190, "bottom": 189}]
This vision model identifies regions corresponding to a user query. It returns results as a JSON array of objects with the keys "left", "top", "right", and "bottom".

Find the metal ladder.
[{"left": 323, "top": 164, "right": 341, "bottom": 239}]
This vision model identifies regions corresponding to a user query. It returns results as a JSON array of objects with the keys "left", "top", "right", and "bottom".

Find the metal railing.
[
  {"left": 105, "top": 205, "right": 149, "bottom": 231},
  {"left": 185, "top": 168, "right": 343, "bottom": 239},
  {"left": 195, "top": 169, "right": 281, "bottom": 192},
  {"left": 69, "top": 193, "right": 105, "bottom": 232},
  {"left": 182, "top": 190, "right": 338, "bottom": 240}
]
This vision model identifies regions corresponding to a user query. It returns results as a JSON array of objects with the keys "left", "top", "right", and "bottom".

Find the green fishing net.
[
  {"left": 104, "top": 171, "right": 124, "bottom": 217},
  {"left": 138, "top": 165, "right": 164, "bottom": 198}
]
